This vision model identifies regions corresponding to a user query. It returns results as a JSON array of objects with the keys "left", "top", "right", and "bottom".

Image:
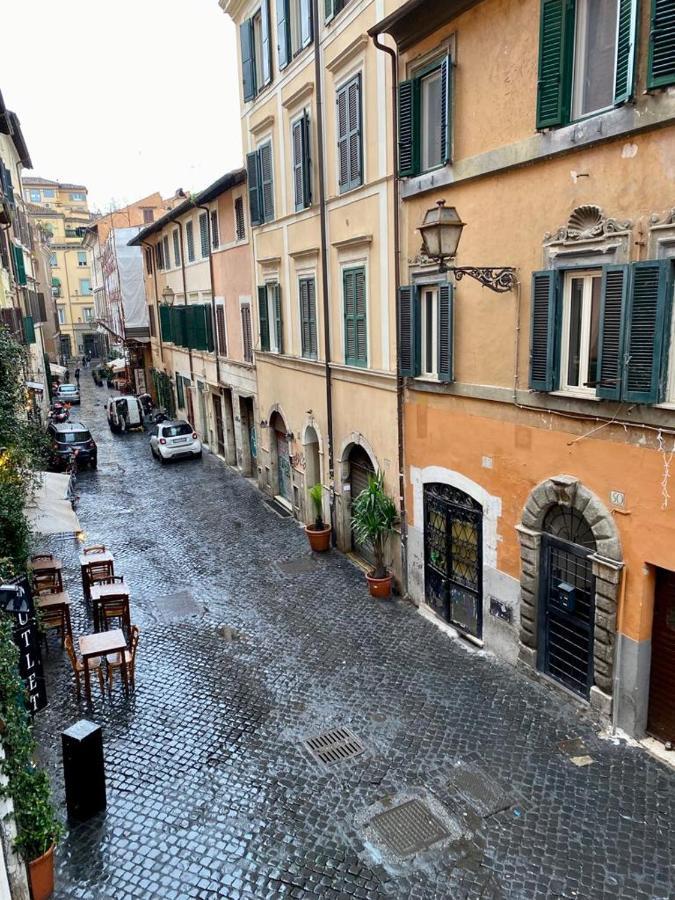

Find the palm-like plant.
[
  {"left": 351, "top": 471, "right": 397, "bottom": 579},
  {"left": 308, "top": 483, "right": 325, "bottom": 529}
]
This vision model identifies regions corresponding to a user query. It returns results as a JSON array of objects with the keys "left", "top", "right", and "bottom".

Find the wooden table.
[
  {"left": 79, "top": 629, "right": 128, "bottom": 703},
  {"left": 90, "top": 583, "right": 131, "bottom": 634},
  {"left": 79, "top": 551, "right": 114, "bottom": 601},
  {"left": 37, "top": 590, "right": 72, "bottom": 640},
  {"left": 30, "top": 556, "right": 63, "bottom": 573}
]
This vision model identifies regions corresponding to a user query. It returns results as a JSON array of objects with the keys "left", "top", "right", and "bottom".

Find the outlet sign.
[{"left": 0, "top": 576, "right": 47, "bottom": 714}]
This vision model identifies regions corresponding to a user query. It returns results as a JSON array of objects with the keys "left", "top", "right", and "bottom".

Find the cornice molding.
[
  {"left": 331, "top": 233, "right": 373, "bottom": 250},
  {"left": 250, "top": 114, "right": 275, "bottom": 137},
  {"left": 288, "top": 246, "right": 320, "bottom": 259},
  {"left": 325, "top": 33, "right": 369, "bottom": 74},
  {"left": 282, "top": 81, "right": 314, "bottom": 110}
]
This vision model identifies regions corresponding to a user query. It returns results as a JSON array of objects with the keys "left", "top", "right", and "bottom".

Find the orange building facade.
[{"left": 370, "top": 0, "right": 675, "bottom": 742}]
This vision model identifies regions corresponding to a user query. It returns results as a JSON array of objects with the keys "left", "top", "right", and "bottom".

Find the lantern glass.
[
  {"left": 162, "top": 286, "right": 175, "bottom": 306},
  {"left": 419, "top": 201, "right": 466, "bottom": 263}
]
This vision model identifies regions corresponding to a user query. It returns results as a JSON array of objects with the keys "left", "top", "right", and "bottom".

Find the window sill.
[{"left": 549, "top": 390, "right": 600, "bottom": 402}]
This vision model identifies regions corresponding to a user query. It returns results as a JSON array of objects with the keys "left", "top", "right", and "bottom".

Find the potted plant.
[
  {"left": 305, "top": 483, "right": 331, "bottom": 552},
  {"left": 13, "top": 767, "right": 63, "bottom": 900},
  {"left": 351, "top": 471, "right": 397, "bottom": 598}
]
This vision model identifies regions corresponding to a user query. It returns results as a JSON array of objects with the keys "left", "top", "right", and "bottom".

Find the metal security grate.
[
  {"left": 303, "top": 727, "right": 365, "bottom": 765},
  {"left": 370, "top": 799, "right": 450, "bottom": 858}
]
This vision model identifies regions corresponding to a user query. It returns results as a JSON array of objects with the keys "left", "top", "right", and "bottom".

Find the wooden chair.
[
  {"left": 87, "top": 561, "right": 114, "bottom": 592},
  {"left": 40, "top": 606, "right": 67, "bottom": 649},
  {"left": 33, "top": 570, "right": 63, "bottom": 593},
  {"left": 98, "top": 575, "right": 125, "bottom": 586},
  {"left": 97, "top": 595, "right": 130, "bottom": 635},
  {"left": 107, "top": 625, "right": 139, "bottom": 691},
  {"left": 30, "top": 553, "right": 55, "bottom": 563},
  {"left": 65, "top": 636, "right": 104, "bottom": 699},
  {"left": 83, "top": 545, "right": 106, "bottom": 555}
]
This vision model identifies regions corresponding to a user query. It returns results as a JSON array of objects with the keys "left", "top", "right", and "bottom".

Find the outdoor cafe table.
[
  {"left": 36, "top": 590, "right": 73, "bottom": 640},
  {"left": 29, "top": 556, "right": 63, "bottom": 574},
  {"left": 89, "top": 581, "right": 131, "bottom": 633},
  {"left": 79, "top": 629, "right": 128, "bottom": 703},
  {"left": 79, "top": 551, "right": 114, "bottom": 601}
]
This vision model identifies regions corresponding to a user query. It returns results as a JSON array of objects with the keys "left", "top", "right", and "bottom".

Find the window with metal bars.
[
  {"left": 336, "top": 75, "right": 362, "bottom": 193},
  {"left": 241, "top": 304, "right": 253, "bottom": 362},
  {"left": 235, "top": 198, "right": 246, "bottom": 240},
  {"left": 216, "top": 304, "right": 227, "bottom": 356},
  {"left": 299, "top": 276, "right": 317, "bottom": 359},
  {"left": 343, "top": 266, "right": 367, "bottom": 367}
]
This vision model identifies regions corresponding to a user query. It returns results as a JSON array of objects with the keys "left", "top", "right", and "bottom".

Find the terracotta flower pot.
[
  {"left": 366, "top": 572, "right": 392, "bottom": 598},
  {"left": 305, "top": 524, "right": 331, "bottom": 552},
  {"left": 27, "top": 844, "right": 55, "bottom": 900}
]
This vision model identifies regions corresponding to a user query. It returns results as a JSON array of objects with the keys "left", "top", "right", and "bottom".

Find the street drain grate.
[
  {"left": 275, "top": 558, "right": 318, "bottom": 576},
  {"left": 369, "top": 799, "right": 450, "bottom": 858},
  {"left": 447, "top": 763, "right": 514, "bottom": 818},
  {"left": 303, "top": 726, "right": 365, "bottom": 765}
]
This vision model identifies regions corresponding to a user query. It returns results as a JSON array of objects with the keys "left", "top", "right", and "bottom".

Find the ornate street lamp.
[
  {"left": 418, "top": 201, "right": 516, "bottom": 293},
  {"left": 161, "top": 285, "right": 175, "bottom": 306}
]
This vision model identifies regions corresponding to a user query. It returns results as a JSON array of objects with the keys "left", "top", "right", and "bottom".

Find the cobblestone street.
[{"left": 32, "top": 377, "right": 675, "bottom": 900}]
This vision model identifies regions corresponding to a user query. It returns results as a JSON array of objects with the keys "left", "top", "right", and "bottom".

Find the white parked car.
[
  {"left": 55, "top": 383, "right": 80, "bottom": 404},
  {"left": 106, "top": 396, "right": 144, "bottom": 433},
  {"left": 150, "top": 420, "right": 202, "bottom": 463}
]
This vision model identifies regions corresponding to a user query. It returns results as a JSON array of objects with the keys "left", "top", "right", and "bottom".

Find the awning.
[
  {"left": 109, "top": 358, "right": 128, "bottom": 372},
  {"left": 25, "top": 381, "right": 44, "bottom": 392},
  {"left": 50, "top": 363, "right": 67, "bottom": 376},
  {"left": 25, "top": 472, "right": 81, "bottom": 535}
]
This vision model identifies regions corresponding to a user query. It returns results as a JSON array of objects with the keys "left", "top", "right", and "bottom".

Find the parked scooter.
[{"left": 48, "top": 402, "right": 70, "bottom": 424}]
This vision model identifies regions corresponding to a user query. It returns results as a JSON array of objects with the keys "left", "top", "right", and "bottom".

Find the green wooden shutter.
[
  {"left": 261, "top": 0, "right": 272, "bottom": 86},
  {"left": 273, "top": 283, "right": 283, "bottom": 353},
  {"left": 300, "top": 0, "right": 313, "bottom": 47},
  {"left": 307, "top": 277, "right": 317, "bottom": 358},
  {"left": 159, "top": 305, "right": 173, "bottom": 342},
  {"left": 191, "top": 305, "right": 207, "bottom": 351},
  {"left": 173, "top": 306, "right": 189, "bottom": 348},
  {"left": 398, "top": 285, "right": 417, "bottom": 376},
  {"left": 438, "top": 284, "right": 454, "bottom": 383},
  {"left": 440, "top": 56, "right": 451, "bottom": 164},
  {"left": 206, "top": 305, "right": 214, "bottom": 352},
  {"left": 529, "top": 270, "right": 559, "bottom": 391},
  {"left": 623, "top": 260, "right": 672, "bottom": 403},
  {"left": 349, "top": 267, "right": 367, "bottom": 366},
  {"left": 240, "top": 19, "right": 256, "bottom": 101},
  {"left": 13, "top": 245, "right": 26, "bottom": 285},
  {"left": 648, "top": 0, "right": 675, "bottom": 89},
  {"left": 246, "top": 151, "right": 262, "bottom": 226},
  {"left": 343, "top": 269, "right": 356, "bottom": 364},
  {"left": 398, "top": 80, "right": 417, "bottom": 177},
  {"left": 292, "top": 120, "right": 303, "bottom": 211},
  {"left": 259, "top": 143, "right": 274, "bottom": 222},
  {"left": 258, "top": 286, "right": 270, "bottom": 351},
  {"left": 614, "top": 0, "right": 638, "bottom": 103},
  {"left": 347, "top": 75, "right": 362, "bottom": 190},
  {"left": 301, "top": 112, "right": 311, "bottom": 208},
  {"left": 597, "top": 265, "right": 629, "bottom": 400},
  {"left": 536, "top": 0, "right": 571, "bottom": 129},
  {"left": 23, "top": 315, "right": 35, "bottom": 344},
  {"left": 277, "top": 0, "right": 290, "bottom": 70},
  {"left": 325, "top": 0, "right": 335, "bottom": 22},
  {"left": 336, "top": 84, "right": 349, "bottom": 190}
]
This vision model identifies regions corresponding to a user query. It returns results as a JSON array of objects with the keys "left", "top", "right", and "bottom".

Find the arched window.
[{"left": 542, "top": 505, "right": 596, "bottom": 549}]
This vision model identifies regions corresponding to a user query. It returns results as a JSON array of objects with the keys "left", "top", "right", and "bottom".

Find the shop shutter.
[
  {"left": 648, "top": 0, "right": 675, "bottom": 89},
  {"left": 535, "top": 0, "right": 570, "bottom": 128},
  {"left": 240, "top": 18, "right": 256, "bottom": 100},
  {"left": 258, "top": 286, "right": 270, "bottom": 351},
  {"left": 440, "top": 57, "right": 451, "bottom": 164},
  {"left": 277, "top": 0, "right": 290, "bottom": 69},
  {"left": 438, "top": 283, "right": 454, "bottom": 382},
  {"left": 261, "top": 0, "right": 272, "bottom": 86},
  {"left": 398, "top": 285, "right": 417, "bottom": 376},
  {"left": 273, "top": 283, "right": 283, "bottom": 354},
  {"left": 622, "top": 260, "right": 671, "bottom": 404},
  {"left": 300, "top": 0, "right": 313, "bottom": 47},
  {"left": 246, "top": 151, "right": 262, "bottom": 226},
  {"left": 13, "top": 245, "right": 26, "bottom": 285},
  {"left": 597, "top": 265, "right": 629, "bottom": 400},
  {"left": 529, "top": 270, "right": 559, "bottom": 391},
  {"left": 614, "top": 0, "right": 638, "bottom": 103},
  {"left": 260, "top": 143, "right": 274, "bottom": 222},
  {"left": 23, "top": 315, "right": 36, "bottom": 344},
  {"left": 398, "top": 80, "right": 417, "bottom": 177}
]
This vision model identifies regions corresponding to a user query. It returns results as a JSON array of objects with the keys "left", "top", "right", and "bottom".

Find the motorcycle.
[{"left": 48, "top": 402, "right": 69, "bottom": 424}]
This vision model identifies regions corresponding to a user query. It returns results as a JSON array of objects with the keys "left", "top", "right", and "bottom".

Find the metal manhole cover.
[
  {"left": 304, "top": 726, "right": 365, "bottom": 765},
  {"left": 447, "top": 764, "right": 513, "bottom": 818},
  {"left": 154, "top": 590, "right": 204, "bottom": 623},
  {"left": 275, "top": 558, "right": 318, "bottom": 576},
  {"left": 370, "top": 799, "right": 450, "bottom": 858}
]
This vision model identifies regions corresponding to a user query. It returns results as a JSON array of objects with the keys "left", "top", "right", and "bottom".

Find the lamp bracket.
[{"left": 449, "top": 266, "right": 517, "bottom": 293}]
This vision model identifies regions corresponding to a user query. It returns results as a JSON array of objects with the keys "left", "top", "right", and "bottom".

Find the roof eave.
[{"left": 368, "top": 0, "right": 482, "bottom": 51}]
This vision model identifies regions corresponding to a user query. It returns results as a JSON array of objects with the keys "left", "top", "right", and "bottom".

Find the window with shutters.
[
  {"left": 648, "top": 0, "right": 675, "bottom": 89},
  {"left": 343, "top": 266, "right": 367, "bottom": 367},
  {"left": 216, "top": 304, "right": 227, "bottom": 356},
  {"left": 79, "top": 279, "right": 92, "bottom": 296},
  {"left": 398, "top": 56, "right": 450, "bottom": 177},
  {"left": 241, "top": 3, "right": 271, "bottom": 101},
  {"left": 325, "top": 0, "right": 349, "bottom": 23},
  {"left": 536, "top": 0, "right": 638, "bottom": 129},
  {"left": 398, "top": 283, "right": 454, "bottom": 382},
  {"left": 292, "top": 112, "right": 311, "bottom": 211},
  {"left": 186, "top": 221, "right": 195, "bottom": 262},
  {"left": 163, "top": 235, "right": 171, "bottom": 270},
  {"left": 77, "top": 251, "right": 87, "bottom": 267},
  {"left": 148, "top": 305, "right": 156, "bottom": 338},
  {"left": 210, "top": 211, "right": 219, "bottom": 249},
  {"left": 176, "top": 372, "right": 185, "bottom": 409},
  {"left": 246, "top": 142, "right": 275, "bottom": 225},
  {"left": 336, "top": 75, "right": 363, "bottom": 194},
  {"left": 278, "top": 0, "right": 313, "bottom": 69},
  {"left": 420, "top": 287, "right": 439, "bottom": 377},
  {"left": 529, "top": 260, "right": 673, "bottom": 404},
  {"left": 142, "top": 207, "right": 154, "bottom": 223},
  {"left": 57, "top": 307, "right": 65, "bottom": 325},
  {"left": 172, "top": 230, "right": 181, "bottom": 267},
  {"left": 299, "top": 276, "right": 318, "bottom": 359},
  {"left": 258, "top": 282, "right": 283, "bottom": 353},
  {"left": 241, "top": 304, "right": 253, "bottom": 362},
  {"left": 145, "top": 247, "right": 153, "bottom": 275},
  {"left": 199, "top": 213, "right": 209, "bottom": 258},
  {"left": 235, "top": 197, "right": 246, "bottom": 240},
  {"left": 560, "top": 271, "right": 602, "bottom": 394}
]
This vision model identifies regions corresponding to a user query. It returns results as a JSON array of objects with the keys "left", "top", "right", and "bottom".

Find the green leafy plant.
[
  {"left": 351, "top": 472, "right": 397, "bottom": 579},
  {"left": 308, "top": 483, "right": 325, "bottom": 529}
]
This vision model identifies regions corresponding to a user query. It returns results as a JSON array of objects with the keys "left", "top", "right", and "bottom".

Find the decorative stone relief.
[{"left": 544, "top": 205, "right": 632, "bottom": 243}]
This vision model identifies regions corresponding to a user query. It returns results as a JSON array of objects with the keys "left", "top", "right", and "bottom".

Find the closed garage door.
[{"left": 647, "top": 568, "right": 675, "bottom": 743}]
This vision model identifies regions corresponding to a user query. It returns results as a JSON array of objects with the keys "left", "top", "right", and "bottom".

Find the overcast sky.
[{"left": 1, "top": 0, "right": 242, "bottom": 213}]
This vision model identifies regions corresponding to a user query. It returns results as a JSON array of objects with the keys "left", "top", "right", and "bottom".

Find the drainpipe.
[
  {"left": 194, "top": 203, "right": 221, "bottom": 388},
  {"left": 371, "top": 31, "right": 408, "bottom": 594},
  {"left": 141, "top": 239, "right": 164, "bottom": 366},
  {"left": 312, "top": 0, "right": 336, "bottom": 540},
  {"left": 173, "top": 220, "right": 194, "bottom": 380}
]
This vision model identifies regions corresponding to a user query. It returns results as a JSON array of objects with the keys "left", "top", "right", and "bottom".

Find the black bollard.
[{"left": 62, "top": 720, "right": 106, "bottom": 822}]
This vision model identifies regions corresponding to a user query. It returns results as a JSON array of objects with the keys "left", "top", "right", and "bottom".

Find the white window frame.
[
  {"left": 571, "top": 0, "right": 620, "bottom": 121},
  {"left": 186, "top": 220, "right": 196, "bottom": 263},
  {"left": 419, "top": 285, "right": 439, "bottom": 378},
  {"left": 264, "top": 280, "right": 281, "bottom": 354},
  {"left": 253, "top": 9, "right": 264, "bottom": 94},
  {"left": 420, "top": 68, "right": 444, "bottom": 173},
  {"left": 57, "top": 307, "right": 65, "bottom": 325},
  {"left": 560, "top": 269, "right": 602, "bottom": 396}
]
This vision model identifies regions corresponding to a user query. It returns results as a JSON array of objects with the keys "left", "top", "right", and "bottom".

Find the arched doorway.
[
  {"left": 270, "top": 411, "right": 292, "bottom": 505},
  {"left": 303, "top": 426, "right": 321, "bottom": 525},
  {"left": 424, "top": 483, "right": 483, "bottom": 639},
  {"left": 348, "top": 444, "right": 375, "bottom": 563},
  {"left": 538, "top": 506, "right": 596, "bottom": 698}
]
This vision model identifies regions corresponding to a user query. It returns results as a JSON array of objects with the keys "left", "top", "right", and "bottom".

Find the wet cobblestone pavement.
[{"left": 33, "top": 377, "right": 675, "bottom": 899}]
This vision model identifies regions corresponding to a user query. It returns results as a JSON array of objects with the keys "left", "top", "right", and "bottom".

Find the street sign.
[{"left": 0, "top": 576, "right": 47, "bottom": 714}]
